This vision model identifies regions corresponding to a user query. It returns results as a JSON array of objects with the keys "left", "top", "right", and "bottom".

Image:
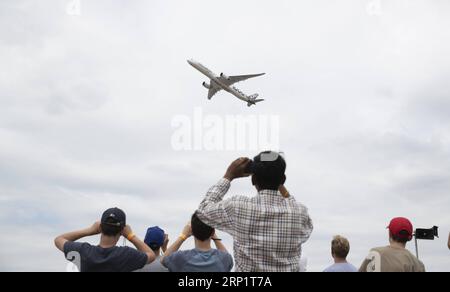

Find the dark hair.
[
  {"left": 252, "top": 151, "right": 286, "bottom": 190},
  {"left": 392, "top": 230, "right": 411, "bottom": 244},
  {"left": 101, "top": 218, "right": 124, "bottom": 237},
  {"left": 191, "top": 213, "right": 214, "bottom": 242},
  {"left": 148, "top": 244, "right": 161, "bottom": 252}
]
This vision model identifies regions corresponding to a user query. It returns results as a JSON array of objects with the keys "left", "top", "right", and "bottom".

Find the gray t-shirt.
[
  {"left": 323, "top": 263, "right": 358, "bottom": 272},
  {"left": 163, "top": 249, "right": 234, "bottom": 272},
  {"left": 135, "top": 255, "right": 168, "bottom": 272},
  {"left": 64, "top": 241, "right": 147, "bottom": 272}
]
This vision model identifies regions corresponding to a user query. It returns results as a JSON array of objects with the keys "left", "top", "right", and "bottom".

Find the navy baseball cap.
[
  {"left": 144, "top": 226, "right": 165, "bottom": 248},
  {"left": 101, "top": 208, "right": 126, "bottom": 227}
]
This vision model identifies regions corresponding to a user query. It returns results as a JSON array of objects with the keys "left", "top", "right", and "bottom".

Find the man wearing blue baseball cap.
[{"left": 135, "top": 226, "right": 169, "bottom": 272}]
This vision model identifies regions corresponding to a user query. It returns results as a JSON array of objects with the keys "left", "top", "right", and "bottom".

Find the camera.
[
  {"left": 415, "top": 226, "right": 439, "bottom": 240},
  {"left": 245, "top": 160, "right": 255, "bottom": 174},
  {"left": 413, "top": 226, "right": 439, "bottom": 259},
  {"left": 245, "top": 151, "right": 286, "bottom": 174}
]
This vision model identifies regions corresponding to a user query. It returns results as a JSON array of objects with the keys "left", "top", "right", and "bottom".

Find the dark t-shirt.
[{"left": 64, "top": 241, "right": 148, "bottom": 272}]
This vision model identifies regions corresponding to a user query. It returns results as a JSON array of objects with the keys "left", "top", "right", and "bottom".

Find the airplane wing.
[
  {"left": 220, "top": 73, "right": 265, "bottom": 86},
  {"left": 208, "top": 81, "right": 222, "bottom": 100}
]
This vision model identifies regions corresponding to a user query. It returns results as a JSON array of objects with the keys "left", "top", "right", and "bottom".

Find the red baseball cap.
[{"left": 388, "top": 217, "right": 413, "bottom": 241}]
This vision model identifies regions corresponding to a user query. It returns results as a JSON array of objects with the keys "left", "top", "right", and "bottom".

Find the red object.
[{"left": 388, "top": 217, "right": 413, "bottom": 241}]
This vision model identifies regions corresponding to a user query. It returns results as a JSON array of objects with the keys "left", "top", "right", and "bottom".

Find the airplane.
[{"left": 188, "top": 59, "right": 265, "bottom": 107}]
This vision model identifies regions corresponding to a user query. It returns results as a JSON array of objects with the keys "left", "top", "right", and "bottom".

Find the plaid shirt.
[{"left": 197, "top": 178, "right": 313, "bottom": 272}]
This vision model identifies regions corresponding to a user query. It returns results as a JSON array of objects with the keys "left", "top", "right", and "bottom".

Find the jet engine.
[
  {"left": 202, "top": 82, "right": 210, "bottom": 89},
  {"left": 220, "top": 73, "right": 229, "bottom": 80}
]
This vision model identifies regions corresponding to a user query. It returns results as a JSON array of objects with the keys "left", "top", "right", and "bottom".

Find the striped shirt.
[{"left": 197, "top": 178, "right": 313, "bottom": 272}]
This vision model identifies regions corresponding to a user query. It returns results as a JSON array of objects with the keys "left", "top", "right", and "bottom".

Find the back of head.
[
  {"left": 388, "top": 217, "right": 413, "bottom": 244},
  {"left": 144, "top": 227, "right": 165, "bottom": 251},
  {"left": 391, "top": 231, "right": 412, "bottom": 244},
  {"left": 252, "top": 151, "right": 286, "bottom": 191},
  {"left": 191, "top": 213, "right": 214, "bottom": 242},
  {"left": 100, "top": 208, "right": 126, "bottom": 237},
  {"left": 331, "top": 235, "right": 350, "bottom": 259}
]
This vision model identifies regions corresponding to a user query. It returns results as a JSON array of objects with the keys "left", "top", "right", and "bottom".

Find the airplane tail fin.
[{"left": 247, "top": 94, "right": 264, "bottom": 107}]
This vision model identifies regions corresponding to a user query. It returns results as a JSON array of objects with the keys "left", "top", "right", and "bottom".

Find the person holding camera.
[
  {"left": 196, "top": 151, "right": 313, "bottom": 272},
  {"left": 135, "top": 226, "right": 170, "bottom": 272},
  {"left": 359, "top": 217, "right": 425, "bottom": 272},
  {"left": 54, "top": 207, "right": 156, "bottom": 272},
  {"left": 448, "top": 232, "right": 450, "bottom": 250},
  {"left": 161, "top": 213, "right": 233, "bottom": 272}
]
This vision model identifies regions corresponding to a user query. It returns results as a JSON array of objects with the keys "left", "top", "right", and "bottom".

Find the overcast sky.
[{"left": 0, "top": 0, "right": 449, "bottom": 271}]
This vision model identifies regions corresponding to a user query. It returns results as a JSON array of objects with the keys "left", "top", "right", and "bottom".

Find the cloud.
[{"left": 0, "top": 0, "right": 449, "bottom": 271}]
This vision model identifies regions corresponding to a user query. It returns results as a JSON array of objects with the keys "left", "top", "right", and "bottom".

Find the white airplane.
[{"left": 188, "top": 59, "right": 265, "bottom": 107}]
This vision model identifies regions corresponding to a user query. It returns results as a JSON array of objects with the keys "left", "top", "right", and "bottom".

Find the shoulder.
[
  {"left": 214, "top": 250, "right": 234, "bottom": 269},
  {"left": 404, "top": 250, "right": 425, "bottom": 271},
  {"left": 115, "top": 246, "right": 147, "bottom": 263},
  {"left": 370, "top": 246, "right": 386, "bottom": 253},
  {"left": 227, "top": 195, "right": 253, "bottom": 206},
  {"left": 290, "top": 200, "right": 312, "bottom": 221},
  {"left": 216, "top": 249, "right": 232, "bottom": 259},
  {"left": 163, "top": 250, "right": 193, "bottom": 268},
  {"left": 63, "top": 241, "right": 91, "bottom": 253},
  {"left": 120, "top": 246, "right": 141, "bottom": 253},
  {"left": 167, "top": 250, "right": 193, "bottom": 261},
  {"left": 417, "top": 259, "right": 426, "bottom": 272},
  {"left": 121, "top": 246, "right": 148, "bottom": 261},
  {"left": 323, "top": 265, "right": 335, "bottom": 272},
  {"left": 283, "top": 196, "right": 309, "bottom": 213},
  {"left": 347, "top": 263, "right": 358, "bottom": 272},
  {"left": 295, "top": 201, "right": 310, "bottom": 213},
  {"left": 363, "top": 247, "right": 386, "bottom": 259},
  {"left": 118, "top": 246, "right": 141, "bottom": 255}
]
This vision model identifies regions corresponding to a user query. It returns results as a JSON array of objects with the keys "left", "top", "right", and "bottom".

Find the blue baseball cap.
[{"left": 144, "top": 226, "right": 165, "bottom": 248}]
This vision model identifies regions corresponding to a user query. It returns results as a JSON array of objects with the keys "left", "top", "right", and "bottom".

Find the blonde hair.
[{"left": 331, "top": 235, "right": 350, "bottom": 259}]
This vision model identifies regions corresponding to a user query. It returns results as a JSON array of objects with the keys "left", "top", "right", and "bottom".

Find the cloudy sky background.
[{"left": 0, "top": 0, "right": 449, "bottom": 271}]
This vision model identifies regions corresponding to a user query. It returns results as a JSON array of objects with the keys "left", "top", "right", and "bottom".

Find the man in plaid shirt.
[{"left": 197, "top": 152, "right": 313, "bottom": 272}]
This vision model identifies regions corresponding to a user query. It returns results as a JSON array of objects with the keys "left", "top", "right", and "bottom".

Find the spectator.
[
  {"left": 323, "top": 235, "right": 357, "bottom": 272},
  {"left": 135, "top": 226, "right": 169, "bottom": 272},
  {"left": 448, "top": 232, "right": 450, "bottom": 250},
  {"left": 54, "top": 208, "right": 155, "bottom": 272},
  {"left": 359, "top": 217, "right": 425, "bottom": 272},
  {"left": 161, "top": 213, "right": 233, "bottom": 272},
  {"left": 197, "top": 152, "right": 313, "bottom": 272}
]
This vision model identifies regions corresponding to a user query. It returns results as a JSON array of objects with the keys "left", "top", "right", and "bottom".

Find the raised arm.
[
  {"left": 161, "top": 234, "right": 170, "bottom": 254},
  {"left": 197, "top": 158, "right": 251, "bottom": 234},
  {"left": 161, "top": 223, "right": 192, "bottom": 266},
  {"left": 122, "top": 225, "right": 156, "bottom": 264},
  {"left": 212, "top": 232, "right": 228, "bottom": 253},
  {"left": 54, "top": 222, "right": 101, "bottom": 252},
  {"left": 279, "top": 185, "right": 290, "bottom": 198},
  {"left": 296, "top": 202, "right": 314, "bottom": 244},
  {"left": 448, "top": 232, "right": 450, "bottom": 250}
]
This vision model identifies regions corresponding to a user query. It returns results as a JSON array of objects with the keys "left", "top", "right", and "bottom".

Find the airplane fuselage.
[{"left": 188, "top": 60, "right": 255, "bottom": 103}]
